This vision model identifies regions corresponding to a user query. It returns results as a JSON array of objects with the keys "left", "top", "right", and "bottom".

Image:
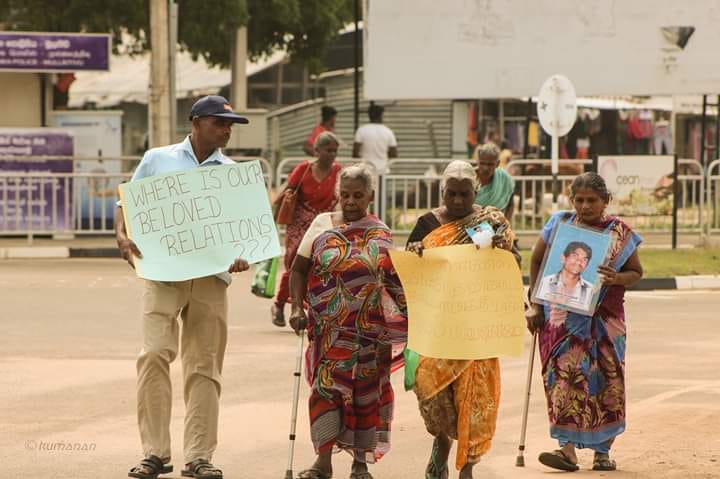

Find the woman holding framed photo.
[{"left": 526, "top": 172, "right": 643, "bottom": 472}]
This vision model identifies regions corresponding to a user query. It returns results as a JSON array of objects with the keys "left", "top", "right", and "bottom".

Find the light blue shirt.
[
  {"left": 130, "top": 135, "right": 234, "bottom": 181},
  {"left": 123, "top": 135, "right": 235, "bottom": 284}
]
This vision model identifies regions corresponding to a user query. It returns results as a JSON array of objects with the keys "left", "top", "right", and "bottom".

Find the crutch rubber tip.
[
  {"left": 284, "top": 470, "right": 293, "bottom": 479},
  {"left": 516, "top": 455, "right": 525, "bottom": 467}
]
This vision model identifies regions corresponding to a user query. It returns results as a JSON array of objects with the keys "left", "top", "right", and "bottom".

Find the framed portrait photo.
[{"left": 532, "top": 221, "right": 612, "bottom": 316}]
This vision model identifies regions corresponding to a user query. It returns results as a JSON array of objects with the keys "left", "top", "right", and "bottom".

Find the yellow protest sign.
[{"left": 390, "top": 244, "right": 525, "bottom": 360}]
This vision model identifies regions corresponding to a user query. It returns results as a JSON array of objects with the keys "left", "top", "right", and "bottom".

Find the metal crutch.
[
  {"left": 516, "top": 332, "right": 538, "bottom": 467},
  {"left": 284, "top": 330, "right": 305, "bottom": 479}
]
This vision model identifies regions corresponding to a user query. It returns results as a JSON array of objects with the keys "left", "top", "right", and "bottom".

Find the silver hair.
[
  {"left": 337, "top": 163, "right": 376, "bottom": 195},
  {"left": 474, "top": 143, "right": 500, "bottom": 162},
  {"left": 441, "top": 160, "right": 479, "bottom": 193},
  {"left": 314, "top": 130, "right": 340, "bottom": 150}
]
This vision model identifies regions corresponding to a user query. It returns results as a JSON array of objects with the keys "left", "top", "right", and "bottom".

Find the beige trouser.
[{"left": 136, "top": 276, "right": 228, "bottom": 463}]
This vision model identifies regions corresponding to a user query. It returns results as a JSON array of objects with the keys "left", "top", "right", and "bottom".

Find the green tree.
[{"left": 0, "top": 0, "right": 355, "bottom": 71}]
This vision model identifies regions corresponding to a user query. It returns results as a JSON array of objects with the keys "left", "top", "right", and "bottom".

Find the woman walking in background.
[
  {"left": 473, "top": 143, "right": 515, "bottom": 222},
  {"left": 272, "top": 131, "right": 342, "bottom": 327}
]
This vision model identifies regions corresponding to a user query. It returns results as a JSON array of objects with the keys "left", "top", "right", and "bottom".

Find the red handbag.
[{"left": 276, "top": 162, "right": 310, "bottom": 225}]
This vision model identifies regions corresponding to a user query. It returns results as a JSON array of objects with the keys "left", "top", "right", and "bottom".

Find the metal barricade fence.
[
  {"left": 0, "top": 171, "right": 132, "bottom": 237},
  {"left": 506, "top": 159, "right": 592, "bottom": 233},
  {"left": 276, "top": 158, "right": 459, "bottom": 219},
  {"left": 708, "top": 159, "right": 720, "bottom": 235},
  {"left": 275, "top": 156, "right": 356, "bottom": 188},
  {"left": 0, "top": 156, "right": 273, "bottom": 239},
  {"left": 379, "top": 159, "right": 592, "bottom": 234},
  {"left": 676, "top": 159, "right": 704, "bottom": 234},
  {"left": 379, "top": 158, "right": 708, "bottom": 236},
  {"left": 229, "top": 156, "right": 273, "bottom": 188},
  {"left": 0, "top": 156, "right": 716, "bottom": 239}
]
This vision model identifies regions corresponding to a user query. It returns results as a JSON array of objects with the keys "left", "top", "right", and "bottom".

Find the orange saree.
[{"left": 411, "top": 207, "right": 514, "bottom": 469}]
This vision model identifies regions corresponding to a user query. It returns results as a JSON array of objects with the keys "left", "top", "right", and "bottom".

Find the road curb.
[
  {"left": 3, "top": 246, "right": 70, "bottom": 259},
  {"left": 68, "top": 248, "right": 121, "bottom": 258}
]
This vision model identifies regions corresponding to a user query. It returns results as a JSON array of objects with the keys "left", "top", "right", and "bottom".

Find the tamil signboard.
[
  {"left": 0, "top": 129, "right": 75, "bottom": 232},
  {"left": 598, "top": 156, "right": 675, "bottom": 216},
  {"left": 0, "top": 32, "right": 110, "bottom": 72}
]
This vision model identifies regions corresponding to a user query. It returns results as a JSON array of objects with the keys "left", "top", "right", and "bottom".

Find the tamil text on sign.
[{"left": 390, "top": 244, "right": 525, "bottom": 360}]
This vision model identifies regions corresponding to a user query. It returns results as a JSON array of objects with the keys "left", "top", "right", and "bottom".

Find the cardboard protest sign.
[
  {"left": 390, "top": 244, "right": 525, "bottom": 360},
  {"left": 118, "top": 161, "right": 281, "bottom": 281}
]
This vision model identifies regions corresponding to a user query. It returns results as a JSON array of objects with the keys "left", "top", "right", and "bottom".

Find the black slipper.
[{"left": 539, "top": 450, "right": 580, "bottom": 472}]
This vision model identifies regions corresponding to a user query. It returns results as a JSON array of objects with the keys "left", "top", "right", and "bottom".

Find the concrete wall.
[{"left": 0, "top": 72, "right": 42, "bottom": 127}]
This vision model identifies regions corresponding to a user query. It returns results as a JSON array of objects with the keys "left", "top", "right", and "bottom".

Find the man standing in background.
[{"left": 353, "top": 103, "right": 398, "bottom": 220}]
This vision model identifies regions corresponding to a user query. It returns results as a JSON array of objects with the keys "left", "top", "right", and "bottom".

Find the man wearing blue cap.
[{"left": 118, "top": 96, "right": 248, "bottom": 479}]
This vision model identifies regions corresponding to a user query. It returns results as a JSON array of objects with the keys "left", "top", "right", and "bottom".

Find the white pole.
[
  {"left": 168, "top": 1, "right": 178, "bottom": 143},
  {"left": 149, "top": 0, "right": 171, "bottom": 147},
  {"left": 551, "top": 134, "right": 559, "bottom": 212},
  {"left": 231, "top": 27, "right": 248, "bottom": 111}
]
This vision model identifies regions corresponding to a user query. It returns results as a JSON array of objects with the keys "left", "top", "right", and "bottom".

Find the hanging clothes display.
[
  {"left": 653, "top": 114, "right": 672, "bottom": 155},
  {"left": 626, "top": 110, "right": 654, "bottom": 154}
]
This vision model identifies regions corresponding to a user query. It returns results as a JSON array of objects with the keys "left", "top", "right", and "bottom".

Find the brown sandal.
[
  {"left": 128, "top": 455, "right": 173, "bottom": 479},
  {"left": 593, "top": 454, "right": 617, "bottom": 471},
  {"left": 538, "top": 449, "right": 579, "bottom": 471}
]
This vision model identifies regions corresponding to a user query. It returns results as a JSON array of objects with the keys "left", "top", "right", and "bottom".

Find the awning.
[{"left": 68, "top": 50, "right": 285, "bottom": 108}]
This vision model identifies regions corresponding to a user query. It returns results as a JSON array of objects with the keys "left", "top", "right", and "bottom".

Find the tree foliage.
[{"left": 0, "top": 0, "right": 355, "bottom": 70}]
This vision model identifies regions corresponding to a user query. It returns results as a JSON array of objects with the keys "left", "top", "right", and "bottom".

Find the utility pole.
[
  {"left": 168, "top": 1, "right": 178, "bottom": 142},
  {"left": 149, "top": 0, "right": 171, "bottom": 147},
  {"left": 230, "top": 27, "right": 248, "bottom": 111},
  {"left": 353, "top": 0, "right": 360, "bottom": 133}
]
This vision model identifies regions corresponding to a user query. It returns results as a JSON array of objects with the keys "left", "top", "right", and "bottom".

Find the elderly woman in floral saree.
[
  {"left": 289, "top": 165, "right": 407, "bottom": 479},
  {"left": 526, "top": 172, "right": 643, "bottom": 472},
  {"left": 406, "top": 160, "right": 520, "bottom": 479}
]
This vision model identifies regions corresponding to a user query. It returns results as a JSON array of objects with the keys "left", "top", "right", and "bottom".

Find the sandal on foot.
[
  {"left": 538, "top": 449, "right": 579, "bottom": 472},
  {"left": 128, "top": 455, "right": 173, "bottom": 479},
  {"left": 272, "top": 304, "right": 286, "bottom": 327},
  {"left": 593, "top": 456, "right": 617, "bottom": 471},
  {"left": 181, "top": 459, "right": 223, "bottom": 479},
  {"left": 297, "top": 467, "right": 332, "bottom": 479},
  {"left": 350, "top": 472, "right": 373, "bottom": 479}
]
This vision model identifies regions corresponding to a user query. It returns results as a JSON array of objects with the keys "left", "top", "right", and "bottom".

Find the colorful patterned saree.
[
  {"left": 539, "top": 211, "right": 642, "bottom": 453},
  {"left": 413, "top": 207, "right": 514, "bottom": 470},
  {"left": 276, "top": 162, "right": 340, "bottom": 306},
  {"left": 305, "top": 214, "right": 407, "bottom": 463}
]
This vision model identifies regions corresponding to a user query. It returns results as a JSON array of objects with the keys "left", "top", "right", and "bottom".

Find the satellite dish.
[{"left": 537, "top": 74, "right": 577, "bottom": 138}]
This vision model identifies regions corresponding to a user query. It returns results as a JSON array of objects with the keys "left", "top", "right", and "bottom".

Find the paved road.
[{"left": 1, "top": 260, "right": 718, "bottom": 478}]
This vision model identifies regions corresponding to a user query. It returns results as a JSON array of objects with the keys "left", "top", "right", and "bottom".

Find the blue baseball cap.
[{"left": 189, "top": 95, "right": 249, "bottom": 124}]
